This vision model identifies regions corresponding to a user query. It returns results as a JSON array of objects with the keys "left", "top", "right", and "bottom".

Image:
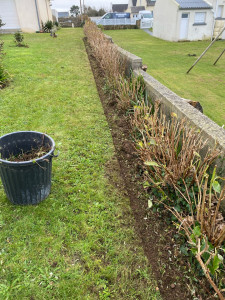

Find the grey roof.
[
  {"left": 131, "top": 6, "right": 145, "bottom": 13},
  {"left": 112, "top": 4, "right": 128, "bottom": 12},
  {"left": 175, "top": 0, "right": 212, "bottom": 9}
]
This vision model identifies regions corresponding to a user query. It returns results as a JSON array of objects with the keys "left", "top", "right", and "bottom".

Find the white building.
[
  {"left": 0, "top": 0, "right": 53, "bottom": 33},
  {"left": 126, "top": 0, "right": 157, "bottom": 17},
  {"left": 153, "top": 0, "right": 215, "bottom": 41},
  {"left": 51, "top": 9, "right": 58, "bottom": 22},
  {"left": 208, "top": 0, "right": 225, "bottom": 39}
]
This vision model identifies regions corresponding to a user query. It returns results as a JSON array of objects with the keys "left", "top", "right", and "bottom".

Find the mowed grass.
[
  {"left": 0, "top": 29, "right": 160, "bottom": 299},
  {"left": 106, "top": 29, "right": 225, "bottom": 126}
]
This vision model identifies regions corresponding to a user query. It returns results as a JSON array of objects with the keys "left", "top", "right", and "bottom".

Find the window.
[
  {"left": 217, "top": 5, "right": 224, "bottom": 18},
  {"left": 182, "top": 13, "right": 189, "bottom": 19},
  {"left": 103, "top": 13, "right": 113, "bottom": 19},
  {"left": 194, "top": 12, "right": 206, "bottom": 24}
]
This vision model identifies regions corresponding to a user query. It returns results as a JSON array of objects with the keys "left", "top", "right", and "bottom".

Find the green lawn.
[
  {"left": 106, "top": 29, "right": 225, "bottom": 126},
  {"left": 0, "top": 29, "right": 160, "bottom": 299}
]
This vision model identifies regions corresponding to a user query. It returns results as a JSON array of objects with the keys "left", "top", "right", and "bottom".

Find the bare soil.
[{"left": 84, "top": 38, "right": 215, "bottom": 300}]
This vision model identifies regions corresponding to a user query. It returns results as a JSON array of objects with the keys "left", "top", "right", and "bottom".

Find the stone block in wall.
[
  {"left": 115, "top": 45, "right": 143, "bottom": 75},
  {"left": 104, "top": 34, "right": 113, "bottom": 43}
]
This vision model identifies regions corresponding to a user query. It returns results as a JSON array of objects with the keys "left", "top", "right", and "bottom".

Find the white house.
[
  {"left": 208, "top": 0, "right": 225, "bottom": 39},
  {"left": 52, "top": 9, "right": 58, "bottom": 22},
  {"left": 0, "top": 0, "right": 53, "bottom": 33},
  {"left": 126, "top": 0, "right": 157, "bottom": 17},
  {"left": 153, "top": 0, "right": 215, "bottom": 41}
]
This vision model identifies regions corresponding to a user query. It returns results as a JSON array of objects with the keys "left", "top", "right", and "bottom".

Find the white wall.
[
  {"left": 3, "top": 0, "right": 53, "bottom": 33},
  {"left": 52, "top": 9, "right": 58, "bottom": 22},
  {"left": 38, "top": 0, "right": 53, "bottom": 25},
  {"left": 154, "top": 0, "right": 214, "bottom": 41},
  {"left": 153, "top": 0, "right": 179, "bottom": 41},
  {"left": 203, "top": 0, "right": 225, "bottom": 39},
  {"left": 178, "top": 9, "right": 214, "bottom": 41},
  {"left": 0, "top": 0, "right": 20, "bottom": 31},
  {"left": 15, "top": 0, "right": 39, "bottom": 32}
]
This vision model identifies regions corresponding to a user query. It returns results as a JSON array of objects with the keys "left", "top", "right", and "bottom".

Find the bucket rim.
[{"left": 0, "top": 131, "right": 55, "bottom": 166}]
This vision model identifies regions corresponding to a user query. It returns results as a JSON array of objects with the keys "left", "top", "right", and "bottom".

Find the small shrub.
[
  {"left": 116, "top": 74, "right": 147, "bottom": 112},
  {"left": 43, "top": 20, "right": 53, "bottom": 33},
  {"left": 14, "top": 32, "right": 28, "bottom": 47},
  {"left": 133, "top": 102, "right": 220, "bottom": 188}
]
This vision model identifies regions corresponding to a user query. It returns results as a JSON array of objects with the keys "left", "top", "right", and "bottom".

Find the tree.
[
  {"left": 83, "top": 6, "right": 106, "bottom": 17},
  {"left": 98, "top": 8, "right": 106, "bottom": 16},
  {"left": 70, "top": 5, "right": 80, "bottom": 17}
]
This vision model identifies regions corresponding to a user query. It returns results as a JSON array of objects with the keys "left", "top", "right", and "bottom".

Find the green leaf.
[
  {"left": 212, "top": 181, "right": 221, "bottom": 194},
  {"left": 191, "top": 247, "right": 197, "bottom": 255},
  {"left": 192, "top": 226, "right": 201, "bottom": 237},
  {"left": 180, "top": 245, "right": 188, "bottom": 256},
  {"left": 174, "top": 205, "right": 181, "bottom": 213},
  {"left": 138, "top": 141, "right": 144, "bottom": 148},
  {"left": 143, "top": 181, "right": 150, "bottom": 188},
  {"left": 144, "top": 161, "right": 159, "bottom": 167},
  {"left": 212, "top": 255, "right": 221, "bottom": 274}
]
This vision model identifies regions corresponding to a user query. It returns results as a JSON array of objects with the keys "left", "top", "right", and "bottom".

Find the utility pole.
[{"left": 80, "top": 0, "right": 82, "bottom": 15}]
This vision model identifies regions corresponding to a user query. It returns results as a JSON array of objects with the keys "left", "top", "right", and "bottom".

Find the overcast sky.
[{"left": 51, "top": 0, "right": 128, "bottom": 12}]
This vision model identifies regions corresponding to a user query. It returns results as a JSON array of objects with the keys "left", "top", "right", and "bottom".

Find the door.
[
  {"left": 0, "top": 0, "right": 20, "bottom": 30},
  {"left": 180, "top": 13, "right": 189, "bottom": 40}
]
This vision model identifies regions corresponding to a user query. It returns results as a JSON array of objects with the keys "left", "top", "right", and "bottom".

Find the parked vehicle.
[
  {"left": 138, "top": 10, "right": 153, "bottom": 20},
  {"left": 100, "top": 12, "right": 131, "bottom": 20},
  {"left": 137, "top": 11, "right": 154, "bottom": 29}
]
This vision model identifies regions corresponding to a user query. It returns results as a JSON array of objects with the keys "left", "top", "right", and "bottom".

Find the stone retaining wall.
[{"left": 105, "top": 34, "right": 225, "bottom": 211}]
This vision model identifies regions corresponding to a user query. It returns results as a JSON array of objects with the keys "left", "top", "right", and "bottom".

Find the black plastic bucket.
[{"left": 0, "top": 131, "right": 55, "bottom": 205}]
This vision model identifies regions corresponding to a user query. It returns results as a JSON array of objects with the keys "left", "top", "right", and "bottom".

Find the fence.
[
  {"left": 93, "top": 18, "right": 153, "bottom": 29},
  {"left": 141, "top": 19, "right": 153, "bottom": 29},
  {"left": 96, "top": 18, "right": 137, "bottom": 26}
]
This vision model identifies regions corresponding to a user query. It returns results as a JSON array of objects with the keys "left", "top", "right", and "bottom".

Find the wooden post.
[
  {"left": 186, "top": 27, "right": 225, "bottom": 74},
  {"left": 213, "top": 48, "right": 225, "bottom": 65}
]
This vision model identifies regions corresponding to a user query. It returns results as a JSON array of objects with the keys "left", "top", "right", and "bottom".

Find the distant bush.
[
  {"left": 14, "top": 32, "right": 28, "bottom": 47},
  {"left": 54, "top": 21, "right": 59, "bottom": 27},
  {"left": 0, "top": 17, "right": 5, "bottom": 28},
  {"left": 43, "top": 20, "right": 53, "bottom": 33}
]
